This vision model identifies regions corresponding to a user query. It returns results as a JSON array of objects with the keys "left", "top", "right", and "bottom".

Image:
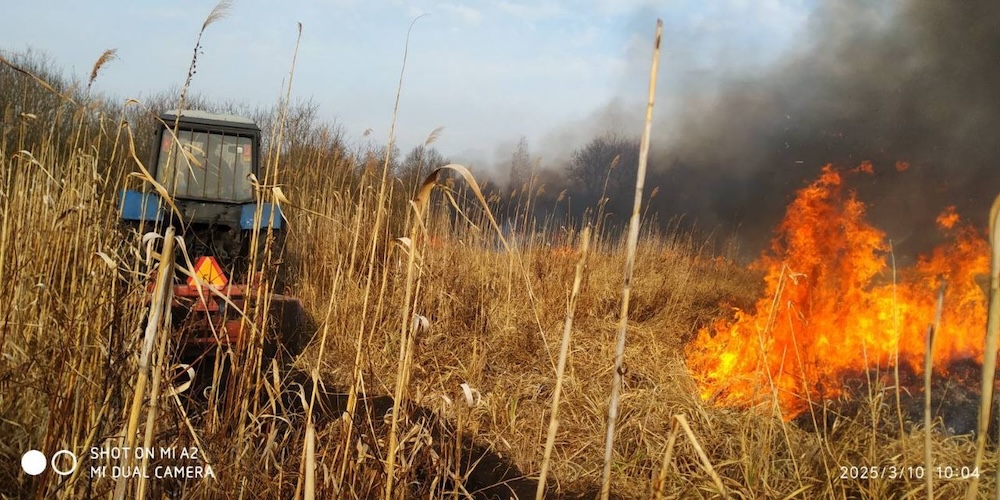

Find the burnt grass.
[{"left": 794, "top": 358, "right": 997, "bottom": 441}]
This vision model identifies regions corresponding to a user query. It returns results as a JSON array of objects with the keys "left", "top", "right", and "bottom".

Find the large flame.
[{"left": 686, "top": 165, "right": 989, "bottom": 418}]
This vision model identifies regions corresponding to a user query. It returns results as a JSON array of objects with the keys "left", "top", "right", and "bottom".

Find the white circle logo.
[
  {"left": 21, "top": 450, "right": 46, "bottom": 476},
  {"left": 51, "top": 450, "right": 78, "bottom": 476}
]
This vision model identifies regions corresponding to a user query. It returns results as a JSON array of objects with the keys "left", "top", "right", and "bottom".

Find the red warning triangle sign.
[{"left": 188, "top": 256, "right": 228, "bottom": 287}]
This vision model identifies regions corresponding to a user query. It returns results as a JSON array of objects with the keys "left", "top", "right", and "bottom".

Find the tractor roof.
[{"left": 160, "top": 109, "right": 260, "bottom": 131}]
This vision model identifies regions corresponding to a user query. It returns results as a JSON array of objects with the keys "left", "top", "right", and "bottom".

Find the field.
[{"left": 2, "top": 31, "right": 999, "bottom": 500}]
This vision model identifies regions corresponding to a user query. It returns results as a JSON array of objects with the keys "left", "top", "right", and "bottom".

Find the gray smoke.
[{"left": 646, "top": 0, "right": 1000, "bottom": 258}]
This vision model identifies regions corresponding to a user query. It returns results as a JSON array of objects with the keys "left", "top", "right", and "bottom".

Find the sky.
[{"left": 1, "top": 0, "right": 814, "bottom": 170}]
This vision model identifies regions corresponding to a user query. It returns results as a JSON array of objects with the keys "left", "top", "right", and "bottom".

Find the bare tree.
[
  {"left": 397, "top": 144, "right": 448, "bottom": 191},
  {"left": 508, "top": 136, "right": 531, "bottom": 191},
  {"left": 565, "top": 132, "right": 641, "bottom": 219}
]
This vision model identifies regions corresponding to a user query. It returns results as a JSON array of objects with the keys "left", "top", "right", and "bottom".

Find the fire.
[
  {"left": 937, "top": 206, "right": 959, "bottom": 230},
  {"left": 686, "top": 164, "right": 989, "bottom": 418}
]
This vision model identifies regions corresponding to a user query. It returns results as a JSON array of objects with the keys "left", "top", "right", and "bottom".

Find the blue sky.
[{"left": 2, "top": 0, "right": 813, "bottom": 170}]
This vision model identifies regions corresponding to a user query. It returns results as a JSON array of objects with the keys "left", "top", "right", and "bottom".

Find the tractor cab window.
[{"left": 156, "top": 129, "right": 254, "bottom": 202}]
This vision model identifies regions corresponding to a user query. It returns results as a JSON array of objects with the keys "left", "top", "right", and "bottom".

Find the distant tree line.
[{"left": 0, "top": 48, "right": 692, "bottom": 249}]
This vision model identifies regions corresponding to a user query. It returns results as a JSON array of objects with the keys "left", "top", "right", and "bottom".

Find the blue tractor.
[{"left": 119, "top": 110, "right": 309, "bottom": 377}]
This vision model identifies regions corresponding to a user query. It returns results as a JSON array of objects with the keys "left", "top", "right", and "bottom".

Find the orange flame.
[
  {"left": 937, "top": 206, "right": 959, "bottom": 230},
  {"left": 686, "top": 165, "right": 989, "bottom": 418},
  {"left": 852, "top": 160, "right": 874, "bottom": 174}
]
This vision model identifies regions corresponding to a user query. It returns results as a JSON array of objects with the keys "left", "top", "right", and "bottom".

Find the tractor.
[{"left": 118, "top": 110, "right": 310, "bottom": 392}]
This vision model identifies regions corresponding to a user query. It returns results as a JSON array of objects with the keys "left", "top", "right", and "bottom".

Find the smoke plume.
[{"left": 646, "top": 0, "right": 1000, "bottom": 258}]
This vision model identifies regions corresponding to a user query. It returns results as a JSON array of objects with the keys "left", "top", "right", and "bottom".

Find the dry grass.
[{"left": 2, "top": 20, "right": 999, "bottom": 500}]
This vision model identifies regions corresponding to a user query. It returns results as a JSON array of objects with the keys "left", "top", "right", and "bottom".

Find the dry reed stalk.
[
  {"left": 890, "top": 241, "right": 907, "bottom": 447},
  {"left": 299, "top": 269, "right": 342, "bottom": 497},
  {"left": 600, "top": 19, "right": 662, "bottom": 500},
  {"left": 177, "top": 0, "right": 230, "bottom": 115},
  {"left": 339, "top": 15, "right": 424, "bottom": 492},
  {"left": 536, "top": 227, "right": 591, "bottom": 500},
  {"left": 675, "top": 413, "right": 727, "bottom": 496},
  {"left": 653, "top": 417, "right": 680, "bottom": 500},
  {"left": 744, "top": 263, "right": 805, "bottom": 487},
  {"left": 72, "top": 49, "right": 117, "bottom": 152},
  {"left": 762, "top": 313, "right": 804, "bottom": 485},
  {"left": 162, "top": 0, "right": 230, "bottom": 200},
  {"left": 0, "top": 54, "right": 78, "bottom": 106},
  {"left": 924, "top": 281, "right": 946, "bottom": 499},
  {"left": 383, "top": 162, "right": 506, "bottom": 498},
  {"left": 242, "top": 24, "right": 304, "bottom": 484},
  {"left": 113, "top": 226, "right": 175, "bottom": 500},
  {"left": 120, "top": 102, "right": 180, "bottom": 219},
  {"left": 385, "top": 167, "right": 439, "bottom": 500},
  {"left": 968, "top": 192, "right": 1000, "bottom": 499},
  {"left": 264, "top": 21, "right": 302, "bottom": 191},
  {"left": 304, "top": 423, "right": 316, "bottom": 500},
  {"left": 137, "top": 308, "right": 171, "bottom": 500},
  {"left": 86, "top": 49, "right": 117, "bottom": 96},
  {"left": 775, "top": 264, "right": 830, "bottom": 482}
]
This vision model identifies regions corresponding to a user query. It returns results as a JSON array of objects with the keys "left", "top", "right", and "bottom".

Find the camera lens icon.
[{"left": 21, "top": 449, "right": 78, "bottom": 476}]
